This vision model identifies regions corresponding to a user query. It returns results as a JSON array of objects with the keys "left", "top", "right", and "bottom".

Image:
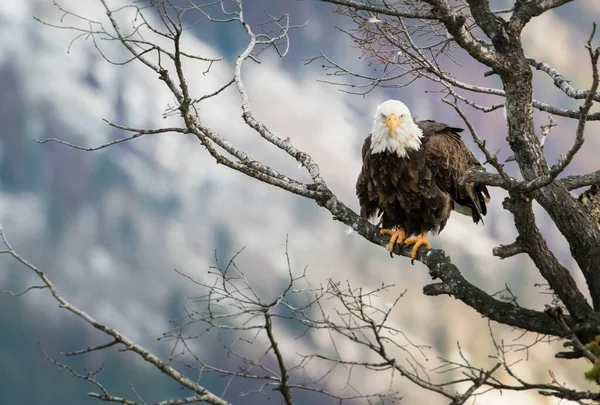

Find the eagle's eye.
[
  {"left": 380, "top": 113, "right": 387, "bottom": 119},
  {"left": 400, "top": 113, "right": 406, "bottom": 119}
]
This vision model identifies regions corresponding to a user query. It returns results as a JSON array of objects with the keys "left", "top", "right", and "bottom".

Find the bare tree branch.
[
  {"left": 464, "top": 0, "right": 506, "bottom": 45},
  {"left": 263, "top": 312, "right": 293, "bottom": 405},
  {"left": 36, "top": 126, "right": 188, "bottom": 151},
  {"left": 1, "top": 285, "right": 48, "bottom": 296},
  {"left": 561, "top": 170, "right": 600, "bottom": 190},
  {"left": 61, "top": 339, "right": 120, "bottom": 357},
  {"left": 501, "top": 194, "right": 595, "bottom": 321},
  {"left": 525, "top": 26, "right": 600, "bottom": 190},
  {"left": 510, "top": 0, "right": 575, "bottom": 33},
  {"left": 88, "top": 393, "right": 205, "bottom": 405},
  {"left": 0, "top": 228, "right": 231, "bottom": 405},
  {"left": 528, "top": 57, "right": 600, "bottom": 103},
  {"left": 320, "top": 0, "right": 436, "bottom": 19},
  {"left": 549, "top": 26, "right": 599, "bottom": 178}
]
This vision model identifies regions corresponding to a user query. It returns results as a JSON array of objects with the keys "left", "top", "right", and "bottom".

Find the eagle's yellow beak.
[{"left": 386, "top": 113, "right": 401, "bottom": 135}]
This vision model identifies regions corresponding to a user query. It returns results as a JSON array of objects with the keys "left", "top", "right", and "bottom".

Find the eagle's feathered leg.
[
  {"left": 380, "top": 228, "right": 407, "bottom": 257},
  {"left": 403, "top": 232, "right": 432, "bottom": 262}
]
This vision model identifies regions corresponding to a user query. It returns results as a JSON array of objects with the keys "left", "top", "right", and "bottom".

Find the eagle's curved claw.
[
  {"left": 403, "top": 232, "right": 431, "bottom": 262},
  {"left": 380, "top": 228, "right": 407, "bottom": 257}
]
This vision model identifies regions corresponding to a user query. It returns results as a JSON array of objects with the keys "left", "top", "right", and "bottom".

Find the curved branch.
[
  {"left": 418, "top": 248, "right": 566, "bottom": 336},
  {"left": 314, "top": 191, "right": 579, "bottom": 337},
  {"left": 510, "top": 0, "right": 574, "bottom": 33},
  {"left": 235, "top": 7, "right": 326, "bottom": 186},
  {"left": 320, "top": 0, "right": 436, "bottom": 19},
  {"left": 0, "top": 230, "right": 231, "bottom": 405},
  {"left": 528, "top": 57, "right": 600, "bottom": 103},
  {"left": 36, "top": 126, "right": 187, "bottom": 152}
]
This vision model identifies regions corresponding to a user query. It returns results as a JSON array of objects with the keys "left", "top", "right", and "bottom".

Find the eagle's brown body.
[{"left": 356, "top": 120, "right": 490, "bottom": 238}]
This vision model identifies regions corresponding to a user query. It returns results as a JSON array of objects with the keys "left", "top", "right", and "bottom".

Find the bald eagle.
[{"left": 356, "top": 100, "right": 490, "bottom": 259}]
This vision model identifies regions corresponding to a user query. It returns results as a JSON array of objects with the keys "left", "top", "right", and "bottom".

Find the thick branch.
[
  {"left": 320, "top": 0, "right": 436, "bottom": 19},
  {"left": 315, "top": 192, "right": 578, "bottom": 337},
  {"left": 519, "top": 28, "right": 600, "bottom": 310},
  {"left": 501, "top": 194, "right": 595, "bottom": 321},
  {"left": 561, "top": 170, "right": 600, "bottom": 190},
  {"left": 460, "top": 169, "right": 512, "bottom": 189},
  {"left": 419, "top": 250, "right": 567, "bottom": 336},
  {"left": 464, "top": 0, "right": 507, "bottom": 47},
  {"left": 422, "top": 0, "right": 502, "bottom": 69},
  {"left": 478, "top": 5, "right": 600, "bottom": 313},
  {"left": 540, "top": 390, "right": 600, "bottom": 402},
  {"left": 533, "top": 182, "right": 600, "bottom": 310}
]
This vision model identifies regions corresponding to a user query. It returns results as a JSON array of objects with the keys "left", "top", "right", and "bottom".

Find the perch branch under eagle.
[{"left": 356, "top": 100, "right": 490, "bottom": 260}]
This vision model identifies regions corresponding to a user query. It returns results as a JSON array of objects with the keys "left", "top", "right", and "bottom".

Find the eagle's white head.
[{"left": 370, "top": 99, "right": 423, "bottom": 157}]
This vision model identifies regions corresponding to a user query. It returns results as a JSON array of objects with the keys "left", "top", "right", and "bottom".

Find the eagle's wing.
[
  {"left": 418, "top": 121, "right": 490, "bottom": 223},
  {"left": 356, "top": 135, "right": 380, "bottom": 220}
]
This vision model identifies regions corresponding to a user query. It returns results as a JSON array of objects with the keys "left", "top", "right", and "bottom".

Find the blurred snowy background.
[{"left": 0, "top": 0, "right": 599, "bottom": 404}]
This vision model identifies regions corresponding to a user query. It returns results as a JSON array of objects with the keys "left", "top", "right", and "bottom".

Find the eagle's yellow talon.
[
  {"left": 403, "top": 232, "right": 431, "bottom": 260},
  {"left": 380, "top": 228, "right": 407, "bottom": 254}
]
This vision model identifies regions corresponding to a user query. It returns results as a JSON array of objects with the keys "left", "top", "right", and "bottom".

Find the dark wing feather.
[
  {"left": 418, "top": 120, "right": 464, "bottom": 137},
  {"left": 356, "top": 135, "right": 379, "bottom": 220},
  {"left": 418, "top": 121, "right": 490, "bottom": 223}
]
